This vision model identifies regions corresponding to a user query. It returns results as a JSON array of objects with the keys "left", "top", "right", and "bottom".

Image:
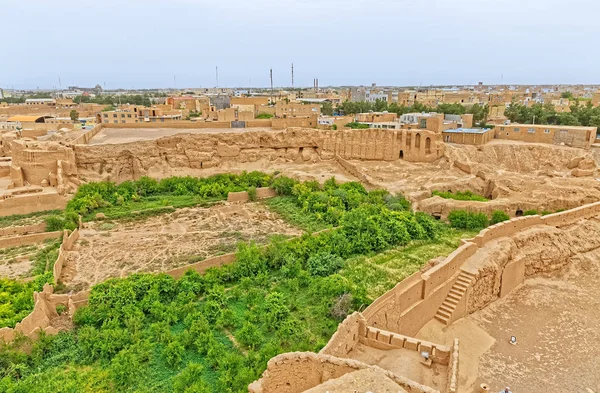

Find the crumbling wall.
[
  {"left": 0, "top": 231, "right": 62, "bottom": 249},
  {"left": 319, "top": 312, "right": 366, "bottom": 358},
  {"left": 0, "top": 192, "right": 67, "bottom": 217},
  {"left": 53, "top": 229, "right": 79, "bottom": 284},
  {"left": 248, "top": 352, "right": 440, "bottom": 393},
  {"left": 0, "top": 222, "right": 46, "bottom": 237},
  {"left": 226, "top": 187, "right": 276, "bottom": 203}
]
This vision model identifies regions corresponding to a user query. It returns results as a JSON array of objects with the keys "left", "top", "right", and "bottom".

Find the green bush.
[
  {"left": 344, "top": 122, "right": 370, "bottom": 129},
  {"left": 307, "top": 253, "right": 344, "bottom": 277},
  {"left": 256, "top": 112, "right": 273, "bottom": 119},
  {"left": 247, "top": 186, "right": 257, "bottom": 202},
  {"left": 432, "top": 190, "right": 488, "bottom": 202},
  {"left": 523, "top": 209, "right": 539, "bottom": 216},
  {"left": 448, "top": 210, "right": 489, "bottom": 230},
  {"left": 56, "top": 304, "right": 67, "bottom": 315},
  {"left": 490, "top": 210, "right": 510, "bottom": 224},
  {"left": 331, "top": 124, "right": 337, "bottom": 130}
]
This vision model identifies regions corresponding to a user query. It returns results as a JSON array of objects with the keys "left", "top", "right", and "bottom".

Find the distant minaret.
[
  {"left": 270, "top": 69, "right": 273, "bottom": 104},
  {"left": 216, "top": 66, "right": 219, "bottom": 88},
  {"left": 291, "top": 63, "right": 294, "bottom": 89}
]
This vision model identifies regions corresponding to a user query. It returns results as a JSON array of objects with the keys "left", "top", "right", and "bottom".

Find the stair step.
[
  {"left": 445, "top": 297, "right": 459, "bottom": 305},
  {"left": 460, "top": 270, "right": 477, "bottom": 278},
  {"left": 435, "top": 315, "right": 449, "bottom": 324},
  {"left": 440, "top": 304, "right": 455, "bottom": 314},
  {"left": 454, "top": 282, "right": 468, "bottom": 290},
  {"left": 449, "top": 289, "right": 464, "bottom": 297},
  {"left": 457, "top": 277, "right": 471, "bottom": 285},
  {"left": 437, "top": 309, "right": 451, "bottom": 318}
]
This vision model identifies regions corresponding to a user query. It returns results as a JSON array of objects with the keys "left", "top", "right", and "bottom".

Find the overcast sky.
[{"left": 2, "top": 0, "right": 598, "bottom": 89}]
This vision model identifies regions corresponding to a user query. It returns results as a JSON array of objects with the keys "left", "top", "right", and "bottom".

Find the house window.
[
  {"left": 544, "top": 129, "right": 550, "bottom": 134},
  {"left": 121, "top": 114, "right": 125, "bottom": 118},
  {"left": 500, "top": 127, "right": 505, "bottom": 131},
  {"left": 114, "top": 120, "right": 118, "bottom": 124},
  {"left": 121, "top": 120, "right": 126, "bottom": 123},
  {"left": 113, "top": 114, "right": 117, "bottom": 118},
  {"left": 127, "top": 114, "right": 132, "bottom": 118},
  {"left": 103, "top": 114, "right": 108, "bottom": 118},
  {"left": 419, "top": 119, "right": 427, "bottom": 128},
  {"left": 528, "top": 128, "right": 535, "bottom": 133},
  {"left": 514, "top": 127, "right": 520, "bottom": 132}
]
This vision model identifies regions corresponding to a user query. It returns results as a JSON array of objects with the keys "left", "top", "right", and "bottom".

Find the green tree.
[
  {"left": 320, "top": 101, "right": 333, "bottom": 116},
  {"left": 69, "top": 109, "right": 79, "bottom": 121}
]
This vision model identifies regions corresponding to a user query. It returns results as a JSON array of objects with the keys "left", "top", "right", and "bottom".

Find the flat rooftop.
[{"left": 443, "top": 128, "right": 491, "bottom": 134}]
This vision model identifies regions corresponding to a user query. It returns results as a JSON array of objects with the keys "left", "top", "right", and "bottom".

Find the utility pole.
[
  {"left": 291, "top": 63, "right": 294, "bottom": 90},
  {"left": 270, "top": 68, "right": 273, "bottom": 104}
]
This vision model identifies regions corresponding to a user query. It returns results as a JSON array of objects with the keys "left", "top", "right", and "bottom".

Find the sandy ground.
[
  {"left": 62, "top": 202, "right": 302, "bottom": 290},
  {"left": 418, "top": 249, "right": 600, "bottom": 393},
  {"left": 89, "top": 127, "right": 274, "bottom": 145},
  {"left": 304, "top": 368, "right": 409, "bottom": 393},
  {"left": 0, "top": 243, "right": 45, "bottom": 279},
  {"left": 349, "top": 343, "right": 447, "bottom": 391}
]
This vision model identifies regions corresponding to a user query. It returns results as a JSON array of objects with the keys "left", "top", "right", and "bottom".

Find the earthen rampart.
[
  {"left": 0, "top": 222, "right": 46, "bottom": 237},
  {"left": 248, "top": 352, "right": 440, "bottom": 393},
  {"left": 0, "top": 230, "right": 62, "bottom": 249},
  {"left": 53, "top": 229, "right": 79, "bottom": 284}
]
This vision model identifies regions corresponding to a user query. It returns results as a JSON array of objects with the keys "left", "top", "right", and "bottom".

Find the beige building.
[
  {"left": 356, "top": 112, "right": 397, "bottom": 123},
  {"left": 494, "top": 124, "right": 597, "bottom": 149},
  {"left": 442, "top": 128, "right": 494, "bottom": 145},
  {"left": 98, "top": 106, "right": 182, "bottom": 124},
  {"left": 275, "top": 102, "right": 320, "bottom": 118}
]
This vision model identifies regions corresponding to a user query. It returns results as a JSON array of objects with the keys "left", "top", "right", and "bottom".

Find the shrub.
[
  {"left": 307, "top": 253, "right": 344, "bottom": 277},
  {"left": 247, "top": 186, "right": 257, "bottom": 202},
  {"left": 491, "top": 210, "right": 510, "bottom": 224},
  {"left": 45, "top": 216, "right": 66, "bottom": 231},
  {"left": 331, "top": 124, "right": 337, "bottom": 130},
  {"left": 56, "top": 304, "right": 67, "bottom": 315},
  {"left": 432, "top": 190, "right": 488, "bottom": 202},
  {"left": 330, "top": 293, "right": 353, "bottom": 320},
  {"left": 523, "top": 209, "right": 539, "bottom": 216},
  {"left": 256, "top": 112, "right": 273, "bottom": 119},
  {"left": 173, "top": 363, "right": 211, "bottom": 393},
  {"left": 163, "top": 340, "right": 185, "bottom": 368},
  {"left": 344, "top": 122, "right": 370, "bottom": 129},
  {"left": 271, "top": 176, "right": 297, "bottom": 196},
  {"left": 448, "top": 210, "right": 489, "bottom": 230}
]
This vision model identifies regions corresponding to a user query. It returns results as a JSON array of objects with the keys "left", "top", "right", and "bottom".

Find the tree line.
[{"left": 338, "top": 100, "right": 490, "bottom": 126}]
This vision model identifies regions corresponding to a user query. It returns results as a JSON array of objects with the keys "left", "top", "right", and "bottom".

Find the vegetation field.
[
  {"left": 432, "top": 190, "right": 489, "bottom": 202},
  {"left": 0, "top": 173, "right": 483, "bottom": 392}
]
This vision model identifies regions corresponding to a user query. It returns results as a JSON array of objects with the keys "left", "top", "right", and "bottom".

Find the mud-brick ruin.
[{"left": 2, "top": 122, "right": 600, "bottom": 392}]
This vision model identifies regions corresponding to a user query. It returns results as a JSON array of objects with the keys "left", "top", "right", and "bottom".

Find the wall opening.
[
  {"left": 515, "top": 209, "right": 523, "bottom": 217},
  {"left": 200, "top": 162, "right": 203, "bottom": 169},
  {"left": 399, "top": 150, "right": 404, "bottom": 159},
  {"left": 425, "top": 137, "right": 431, "bottom": 154},
  {"left": 415, "top": 133, "right": 421, "bottom": 148}
]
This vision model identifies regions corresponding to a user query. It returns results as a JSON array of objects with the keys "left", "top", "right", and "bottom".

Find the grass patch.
[
  {"left": 263, "top": 196, "right": 330, "bottom": 232},
  {"left": 340, "top": 228, "right": 478, "bottom": 301},
  {"left": 0, "top": 210, "right": 62, "bottom": 229},
  {"left": 432, "top": 190, "right": 488, "bottom": 202}
]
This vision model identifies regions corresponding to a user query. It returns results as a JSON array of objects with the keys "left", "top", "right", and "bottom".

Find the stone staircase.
[{"left": 434, "top": 270, "right": 477, "bottom": 325}]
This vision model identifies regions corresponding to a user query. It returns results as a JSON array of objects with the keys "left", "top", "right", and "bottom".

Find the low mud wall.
[
  {"left": 166, "top": 253, "right": 237, "bottom": 279},
  {"left": 0, "top": 230, "right": 62, "bottom": 248},
  {"left": 446, "top": 339, "right": 459, "bottom": 393},
  {"left": 0, "top": 192, "right": 67, "bottom": 217},
  {"left": 0, "top": 284, "right": 87, "bottom": 343},
  {"left": 248, "top": 352, "right": 440, "bottom": 393},
  {"left": 227, "top": 187, "right": 277, "bottom": 203},
  {"left": 319, "top": 312, "right": 366, "bottom": 358},
  {"left": 69, "top": 124, "right": 102, "bottom": 145},
  {"left": 53, "top": 229, "right": 79, "bottom": 284},
  {"left": 0, "top": 222, "right": 46, "bottom": 238},
  {"left": 362, "top": 326, "right": 450, "bottom": 365},
  {"left": 471, "top": 215, "right": 543, "bottom": 247}
]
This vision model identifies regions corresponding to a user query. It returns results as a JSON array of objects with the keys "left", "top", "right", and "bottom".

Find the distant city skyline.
[{"left": 3, "top": 0, "right": 600, "bottom": 89}]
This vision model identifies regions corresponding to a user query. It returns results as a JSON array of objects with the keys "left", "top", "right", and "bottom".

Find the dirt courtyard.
[
  {"left": 61, "top": 202, "right": 302, "bottom": 290},
  {"left": 419, "top": 249, "right": 600, "bottom": 393},
  {"left": 89, "top": 127, "right": 273, "bottom": 144}
]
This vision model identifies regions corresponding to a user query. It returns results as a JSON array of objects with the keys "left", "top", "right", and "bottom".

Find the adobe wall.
[
  {"left": 422, "top": 243, "right": 477, "bottom": 297},
  {"left": 446, "top": 339, "right": 459, "bottom": 393},
  {"left": 0, "top": 230, "right": 62, "bottom": 248},
  {"left": 248, "top": 352, "right": 440, "bottom": 393},
  {"left": 0, "top": 222, "right": 46, "bottom": 237},
  {"left": 0, "top": 192, "right": 67, "bottom": 217},
  {"left": 68, "top": 124, "right": 103, "bottom": 145},
  {"left": 321, "top": 128, "right": 444, "bottom": 163},
  {"left": 471, "top": 215, "right": 543, "bottom": 247},
  {"left": 362, "top": 326, "right": 451, "bottom": 365},
  {"left": 53, "top": 229, "right": 79, "bottom": 284},
  {"left": 226, "top": 187, "right": 276, "bottom": 202},
  {"left": 318, "top": 312, "right": 366, "bottom": 358}
]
